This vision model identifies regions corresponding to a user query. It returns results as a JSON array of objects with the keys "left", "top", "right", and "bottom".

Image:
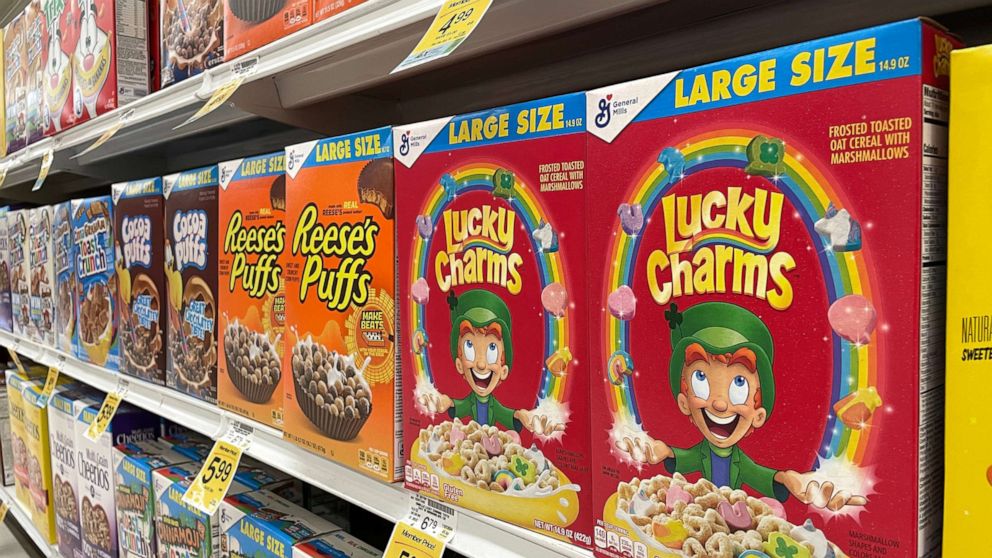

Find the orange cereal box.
[
  {"left": 218, "top": 152, "right": 287, "bottom": 428},
  {"left": 224, "top": 0, "right": 312, "bottom": 61},
  {"left": 283, "top": 126, "right": 399, "bottom": 480}
]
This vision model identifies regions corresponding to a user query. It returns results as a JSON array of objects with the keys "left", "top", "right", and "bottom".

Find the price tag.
[
  {"left": 384, "top": 494, "right": 457, "bottom": 558},
  {"left": 182, "top": 420, "right": 253, "bottom": 514},
  {"left": 0, "top": 500, "right": 8, "bottom": 523},
  {"left": 393, "top": 0, "right": 492, "bottom": 73},
  {"left": 84, "top": 380, "right": 129, "bottom": 441},
  {"left": 177, "top": 59, "right": 257, "bottom": 130},
  {"left": 71, "top": 109, "right": 135, "bottom": 159},
  {"left": 39, "top": 366, "right": 60, "bottom": 405},
  {"left": 31, "top": 149, "right": 54, "bottom": 191},
  {"left": 9, "top": 349, "right": 25, "bottom": 375},
  {"left": 0, "top": 165, "right": 8, "bottom": 188}
]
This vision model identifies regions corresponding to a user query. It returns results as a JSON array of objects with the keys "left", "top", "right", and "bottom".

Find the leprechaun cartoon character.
[
  {"left": 418, "top": 289, "right": 565, "bottom": 436},
  {"left": 617, "top": 302, "right": 867, "bottom": 511}
]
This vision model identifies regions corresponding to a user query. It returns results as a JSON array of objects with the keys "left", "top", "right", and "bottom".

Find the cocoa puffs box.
[{"left": 396, "top": 94, "right": 591, "bottom": 546}]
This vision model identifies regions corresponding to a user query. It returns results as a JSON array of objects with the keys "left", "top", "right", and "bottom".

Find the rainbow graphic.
[
  {"left": 605, "top": 129, "right": 878, "bottom": 466},
  {"left": 409, "top": 163, "right": 572, "bottom": 410}
]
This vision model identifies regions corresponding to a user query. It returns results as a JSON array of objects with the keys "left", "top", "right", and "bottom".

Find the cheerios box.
[
  {"left": 944, "top": 44, "right": 992, "bottom": 558},
  {"left": 29, "top": 205, "right": 55, "bottom": 346},
  {"left": 71, "top": 196, "right": 119, "bottom": 370},
  {"left": 293, "top": 530, "right": 381, "bottom": 558},
  {"left": 224, "top": 0, "right": 311, "bottom": 61},
  {"left": 586, "top": 19, "right": 959, "bottom": 558},
  {"left": 54, "top": 202, "right": 76, "bottom": 354},
  {"left": 7, "top": 368, "right": 44, "bottom": 508},
  {"left": 0, "top": 206, "right": 14, "bottom": 332},
  {"left": 113, "top": 178, "right": 168, "bottom": 386},
  {"left": 9, "top": 209, "right": 34, "bottom": 338},
  {"left": 113, "top": 439, "right": 192, "bottom": 558},
  {"left": 219, "top": 489, "right": 342, "bottom": 558},
  {"left": 164, "top": 166, "right": 220, "bottom": 403},
  {"left": 218, "top": 152, "right": 287, "bottom": 428},
  {"left": 153, "top": 462, "right": 251, "bottom": 558},
  {"left": 395, "top": 94, "right": 591, "bottom": 545},
  {"left": 283, "top": 127, "right": 399, "bottom": 481}
]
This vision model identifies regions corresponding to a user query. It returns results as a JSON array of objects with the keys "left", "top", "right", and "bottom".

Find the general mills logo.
[
  {"left": 594, "top": 95, "right": 612, "bottom": 128},
  {"left": 399, "top": 131, "right": 411, "bottom": 156}
]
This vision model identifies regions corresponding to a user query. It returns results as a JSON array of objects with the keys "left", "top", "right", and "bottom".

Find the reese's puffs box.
[
  {"left": 586, "top": 19, "right": 958, "bottom": 558},
  {"left": 396, "top": 94, "right": 591, "bottom": 546},
  {"left": 218, "top": 152, "right": 287, "bottom": 428},
  {"left": 283, "top": 127, "right": 399, "bottom": 480}
]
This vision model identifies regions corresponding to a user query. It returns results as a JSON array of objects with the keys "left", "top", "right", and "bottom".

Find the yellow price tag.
[
  {"left": 32, "top": 149, "right": 54, "bottom": 192},
  {"left": 181, "top": 439, "right": 244, "bottom": 514},
  {"left": 0, "top": 165, "right": 7, "bottom": 188},
  {"left": 39, "top": 367, "right": 59, "bottom": 404},
  {"left": 384, "top": 522, "right": 446, "bottom": 558},
  {"left": 0, "top": 500, "right": 8, "bottom": 523},
  {"left": 9, "top": 350, "right": 25, "bottom": 374},
  {"left": 84, "top": 390, "right": 125, "bottom": 441},
  {"left": 71, "top": 109, "right": 134, "bottom": 160},
  {"left": 393, "top": 0, "right": 493, "bottom": 73},
  {"left": 175, "top": 77, "right": 245, "bottom": 129},
  {"left": 384, "top": 494, "right": 456, "bottom": 558}
]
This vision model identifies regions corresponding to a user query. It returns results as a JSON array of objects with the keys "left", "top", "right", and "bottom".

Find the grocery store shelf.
[
  {"left": 0, "top": 486, "right": 56, "bottom": 557},
  {"left": 0, "top": 331, "right": 590, "bottom": 558}
]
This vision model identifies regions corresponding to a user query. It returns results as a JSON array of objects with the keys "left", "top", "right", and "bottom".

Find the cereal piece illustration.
[
  {"left": 651, "top": 518, "right": 687, "bottom": 549},
  {"left": 760, "top": 497, "right": 787, "bottom": 519},
  {"left": 416, "top": 215, "right": 434, "bottom": 239},
  {"left": 442, "top": 453, "right": 465, "bottom": 475},
  {"left": 665, "top": 484, "right": 692, "bottom": 511},
  {"left": 541, "top": 282, "right": 568, "bottom": 318},
  {"left": 532, "top": 221, "right": 559, "bottom": 253},
  {"left": 510, "top": 455, "right": 537, "bottom": 484},
  {"left": 448, "top": 426, "right": 466, "bottom": 446},
  {"left": 765, "top": 532, "right": 811, "bottom": 558},
  {"left": 657, "top": 147, "right": 685, "bottom": 182},
  {"left": 828, "top": 294, "right": 876, "bottom": 345},
  {"left": 545, "top": 348, "right": 572, "bottom": 377},
  {"left": 412, "top": 277, "right": 430, "bottom": 305},
  {"left": 833, "top": 386, "right": 883, "bottom": 430},
  {"left": 481, "top": 433, "right": 502, "bottom": 457},
  {"left": 814, "top": 203, "right": 862, "bottom": 252},
  {"left": 718, "top": 500, "right": 754, "bottom": 531},
  {"left": 790, "top": 519, "right": 835, "bottom": 558},
  {"left": 745, "top": 135, "right": 787, "bottom": 177},
  {"left": 740, "top": 551, "right": 772, "bottom": 558},
  {"left": 440, "top": 174, "right": 458, "bottom": 201},
  {"left": 617, "top": 203, "right": 644, "bottom": 236},
  {"left": 493, "top": 469, "right": 515, "bottom": 490},
  {"left": 608, "top": 285, "right": 636, "bottom": 320},
  {"left": 492, "top": 168, "right": 515, "bottom": 199},
  {"left": 608, "top": 351, "right": 634, "bottom": 385},
  {"left": 412, "top": 328, "right": 428, "bottom": 354}
]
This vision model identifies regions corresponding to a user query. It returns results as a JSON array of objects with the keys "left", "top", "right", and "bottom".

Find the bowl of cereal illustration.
[
  {"left": 80, "top": 281, "right": 114, "bottom": 366},
  {"left": 121, "top": 274, "right": 162, "bottom": 378},
  {"left": 292, "top": 336, "right": 371, "bottom": 440},
  {"left": 225, "top": 318, "right": 281, "bottom": 403},
  {"left": 174, "top": 277, "right": 217, "bottom": 395},
  {"left": 57, "top": 275, "right": 76, "bottom": 344},
  {"left": 603, "top": 473, "right": 846, "bottom": 558},
  {"left": 164, "top": 0, "right": 223, "bottom": 72},
  {"left": 410, "top": 420, "right": 581, "bottom": 538}
]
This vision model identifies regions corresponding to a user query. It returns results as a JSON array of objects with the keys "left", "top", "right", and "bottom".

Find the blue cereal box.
[
  {"left": 54, "top": 202, "right": 75, "bottom": 354},
  {"left": 0, "top": 206, "right": 13, "bottom": 332},
  {"left": 29, "top": 206, "right": 55, "bottom": 346},
  {"left": 71, "top": 196, "right": 118, "bottom": 369},
  {"left": 292, "top": 531, "right": 381, "bottom": 558},
  {"left": 219, "top": 490, "right": 341, "bottom": 558}
]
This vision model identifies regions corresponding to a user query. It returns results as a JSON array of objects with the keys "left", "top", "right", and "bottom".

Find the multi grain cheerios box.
[
  {"left": 29, "top": 205, "right": 55, "bottom": 346},
  {"left": 283, "top": 127, "right": 399, "bottom": 481},
  {"left": 944, "top": 43, "right": 992, "bottom": 558},
  {"left": 224, "top": 0, "right": 311, "bottom": 61},
  {"left": 218, "top": 152, "right": 287, "bottom": 428},
  {"left": 113, "top": 439, "right": 192, "bottom": 558},
  {"left": 586, "top": 19, "right": 959, "bottom": 558},
  {"left": 219, "top": 489, "right": 342, "bottom": 558},
  {"left": 164, "top": 166, "right": 220, "bottom": 403},
  {"left": 54, "top": 201, "right": 76, "bottom": 354},
  {"left": 396, "top": 95, "right": 591, "bottom": 545},
  {"left": 9, "top": 209, "right": 34, "bottom": 339},
  {"left": 72, "top": 196, "right": 119, "bottom": 370},
  {"left": 113, "top": 178, "right": 168, "bottom": 385},
  {"left": 0, "top": 206, "right": 14, "bottom": 332},
  {"left": 49, "top": 385, "right": 101, "bottom": 558}
]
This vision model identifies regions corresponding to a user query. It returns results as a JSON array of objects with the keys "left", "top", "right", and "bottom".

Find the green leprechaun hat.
[
  {"left": 665, "top": 301, "right": 776, "bottom": 417},
  {"left": 448, "top": 289, "right": 514, "bottom": 369}
]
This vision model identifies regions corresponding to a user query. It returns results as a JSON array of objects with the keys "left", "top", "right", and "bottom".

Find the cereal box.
[
  {"left": 24, "top": 1, "right": 46, "bottom": 144},
  {"left": 0, "top": 207, "right": 14, "bottom": 332},
  {"left": 30, "top": 206, "right": 55, "bottom": 347},
  {"left": 153, "top": 462, "right": 250, "bottom": 558},
  {"left": 72, "top": 196, "right": 119, "bottom": 369},
  {"left": 224, "top": 0, "right": 311, "bottom": 61},
  {"left": 944, "top": 44, "right": 992, "bottom": 558},
  {"left": 54, "top": 201, "right": 76, "bottom": 354},
  {"left": 113, "top": 178, "right": 168, "bottom": 385},
  {"left": 71, "top": 0, "right": 149, "bottom": 124},
  {"left": 4, "top": 14, "right": 27, "bottom": 153},
  {"left": 49, "top": 385, "right": 101, "bottom": 558},
  {"left": 219, "top": 489, "right": 341, "bottom": 558},
  {"left": 585, "top": 19, "right": 958, "bottom": 558},
  {"left": 0, "top": 33, "right": 6, "bottom": 157},
  {"left": 395, "top": 95, "right": 591, "bottom": 544},
  {"left": 0, "top": 371, "right": 13, "bottom": 486},
  {"left": 9, "top": 209, "right": 34, "bottom": 339},
  {"left": 292, "top": 531, "right": 381, "bottom": 558},
  {"left": 113, "top": 439, "right": 191, "bottom": 558},
  {"left": 160, "top": 0, "right": 224, "bottom": 88},
  {"left": 283, "top": 127, "right": 398, "bottom": 480},
  {"left": 41, "top": 0, "right": 77, "bottom": 135},
  {"left": 165, "top": 165, "right": 219, "bottom": 402},
  {"left": 6, "top": 370, "right": 40, "bottom": 508},
  {"left": 218, "top": 152, "right": 286, "bottom": 428},
  {"left": 313, "top": 0, "right": 367, "bottom": 23},
  {"left": 23, "top": 379, "right": 65, "bottom": 543},
  {"left": 75, "top": 402, "right": 159, "bottom": 558}
]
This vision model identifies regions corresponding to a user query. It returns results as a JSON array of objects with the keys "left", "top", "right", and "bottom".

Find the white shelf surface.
[
  {"left": 0, "top": 486, "right": 57, "bottom": 557},
  {"left": 0, "top": 331, "right": 590, "bottom": 558}
]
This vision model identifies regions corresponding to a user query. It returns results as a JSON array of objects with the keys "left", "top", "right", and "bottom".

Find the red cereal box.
[
  {"left": 42, "top": 0, "right": 78, "bottom": 135},
  {"left": 224, "top": 0, "right": 312, "bottom": 61},
  {"left": 586, "top": 19, "right": 958, "bottom": 558},
  {"left": 396, "top": 94, "right": 591, "bottom": 546},
  {"left": 313, "top": 0, "right": 366, "bottom": 23},
  {"left": 5, "top": 14, "right": 28, "bottom": 153},
  {"left": 24, "top": 1, "right": 46, "bottom": 144}
]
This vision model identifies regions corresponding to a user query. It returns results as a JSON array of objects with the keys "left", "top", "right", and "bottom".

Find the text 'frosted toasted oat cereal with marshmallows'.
[
  {"left": 396, "top": 93, "right": 591, "bottom": 546},
  {"left": 586, "top": 19, "right": 959, "bottom": 558}
]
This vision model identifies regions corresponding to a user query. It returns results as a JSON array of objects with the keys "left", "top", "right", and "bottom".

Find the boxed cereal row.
[
  {"left": 164, "top": 165, "right": 219, "bottom": 403},
  {"left": 0, "top": 207, "right": 12, "bottom": 332},
  {"left": 218, "top": 152, "right": 286, "bottom": 428},
  {"left": 224, "top": 0, "right": 311, "bottom": 61},
  {"left": 54, "top": 202, "right": 76, "bottom": 354},
  {"left": 395, "top": 95, "right": 591, "bottom": 545},
  {"left": 586, "top": 18, "right": 958, "bottom": 558},
  {"left": 29, "top": 206, "right": 55, "bottom": 347},
  {"left": 283, "top": 127, "right": 399, "bottom": 481},
  {"left": 72, "top": 196, "right": 118, "bottom": 369},
  {"left": 113, "top": 178, "right": 168, "bottom": 385}
]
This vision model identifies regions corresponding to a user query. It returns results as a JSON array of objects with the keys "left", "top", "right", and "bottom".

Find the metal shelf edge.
[{"left": 0, "top": 486, "right": 57, "bottom": 557}]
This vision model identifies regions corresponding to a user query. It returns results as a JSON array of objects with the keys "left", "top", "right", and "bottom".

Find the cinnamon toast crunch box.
[
  {"left": 218, "top": 152, "right": 286, "bottom": 428},
  {"left": 587, "top": 19, "right": 958, "bottom": 558},
  {"left": 396, "top": 94, "right": 591, "bottom": 546},
  {"left": 283, "top": 127, "right": 399, "bottom": 481},
  {"left": 72, "top": 196, "right": 119, "bottom": 369}
]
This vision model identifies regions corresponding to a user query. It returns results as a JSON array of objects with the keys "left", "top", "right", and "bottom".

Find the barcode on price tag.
[
  {"left": 182, "top": 419, "right": 254, "bottom": 514},
  {"left": 384, "top": 494, "right": 457, "bottom": 558}
]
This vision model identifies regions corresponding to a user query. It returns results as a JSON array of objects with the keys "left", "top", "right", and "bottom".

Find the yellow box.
[
  {"left": 945, "top": 44, "right": 992, "bottom": 557},
  {"left": 6, "top": 369, "right": 39, "bottom": 509},
  {"left": 22, "top": 382, "right": 56, "bottom": 543}
]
